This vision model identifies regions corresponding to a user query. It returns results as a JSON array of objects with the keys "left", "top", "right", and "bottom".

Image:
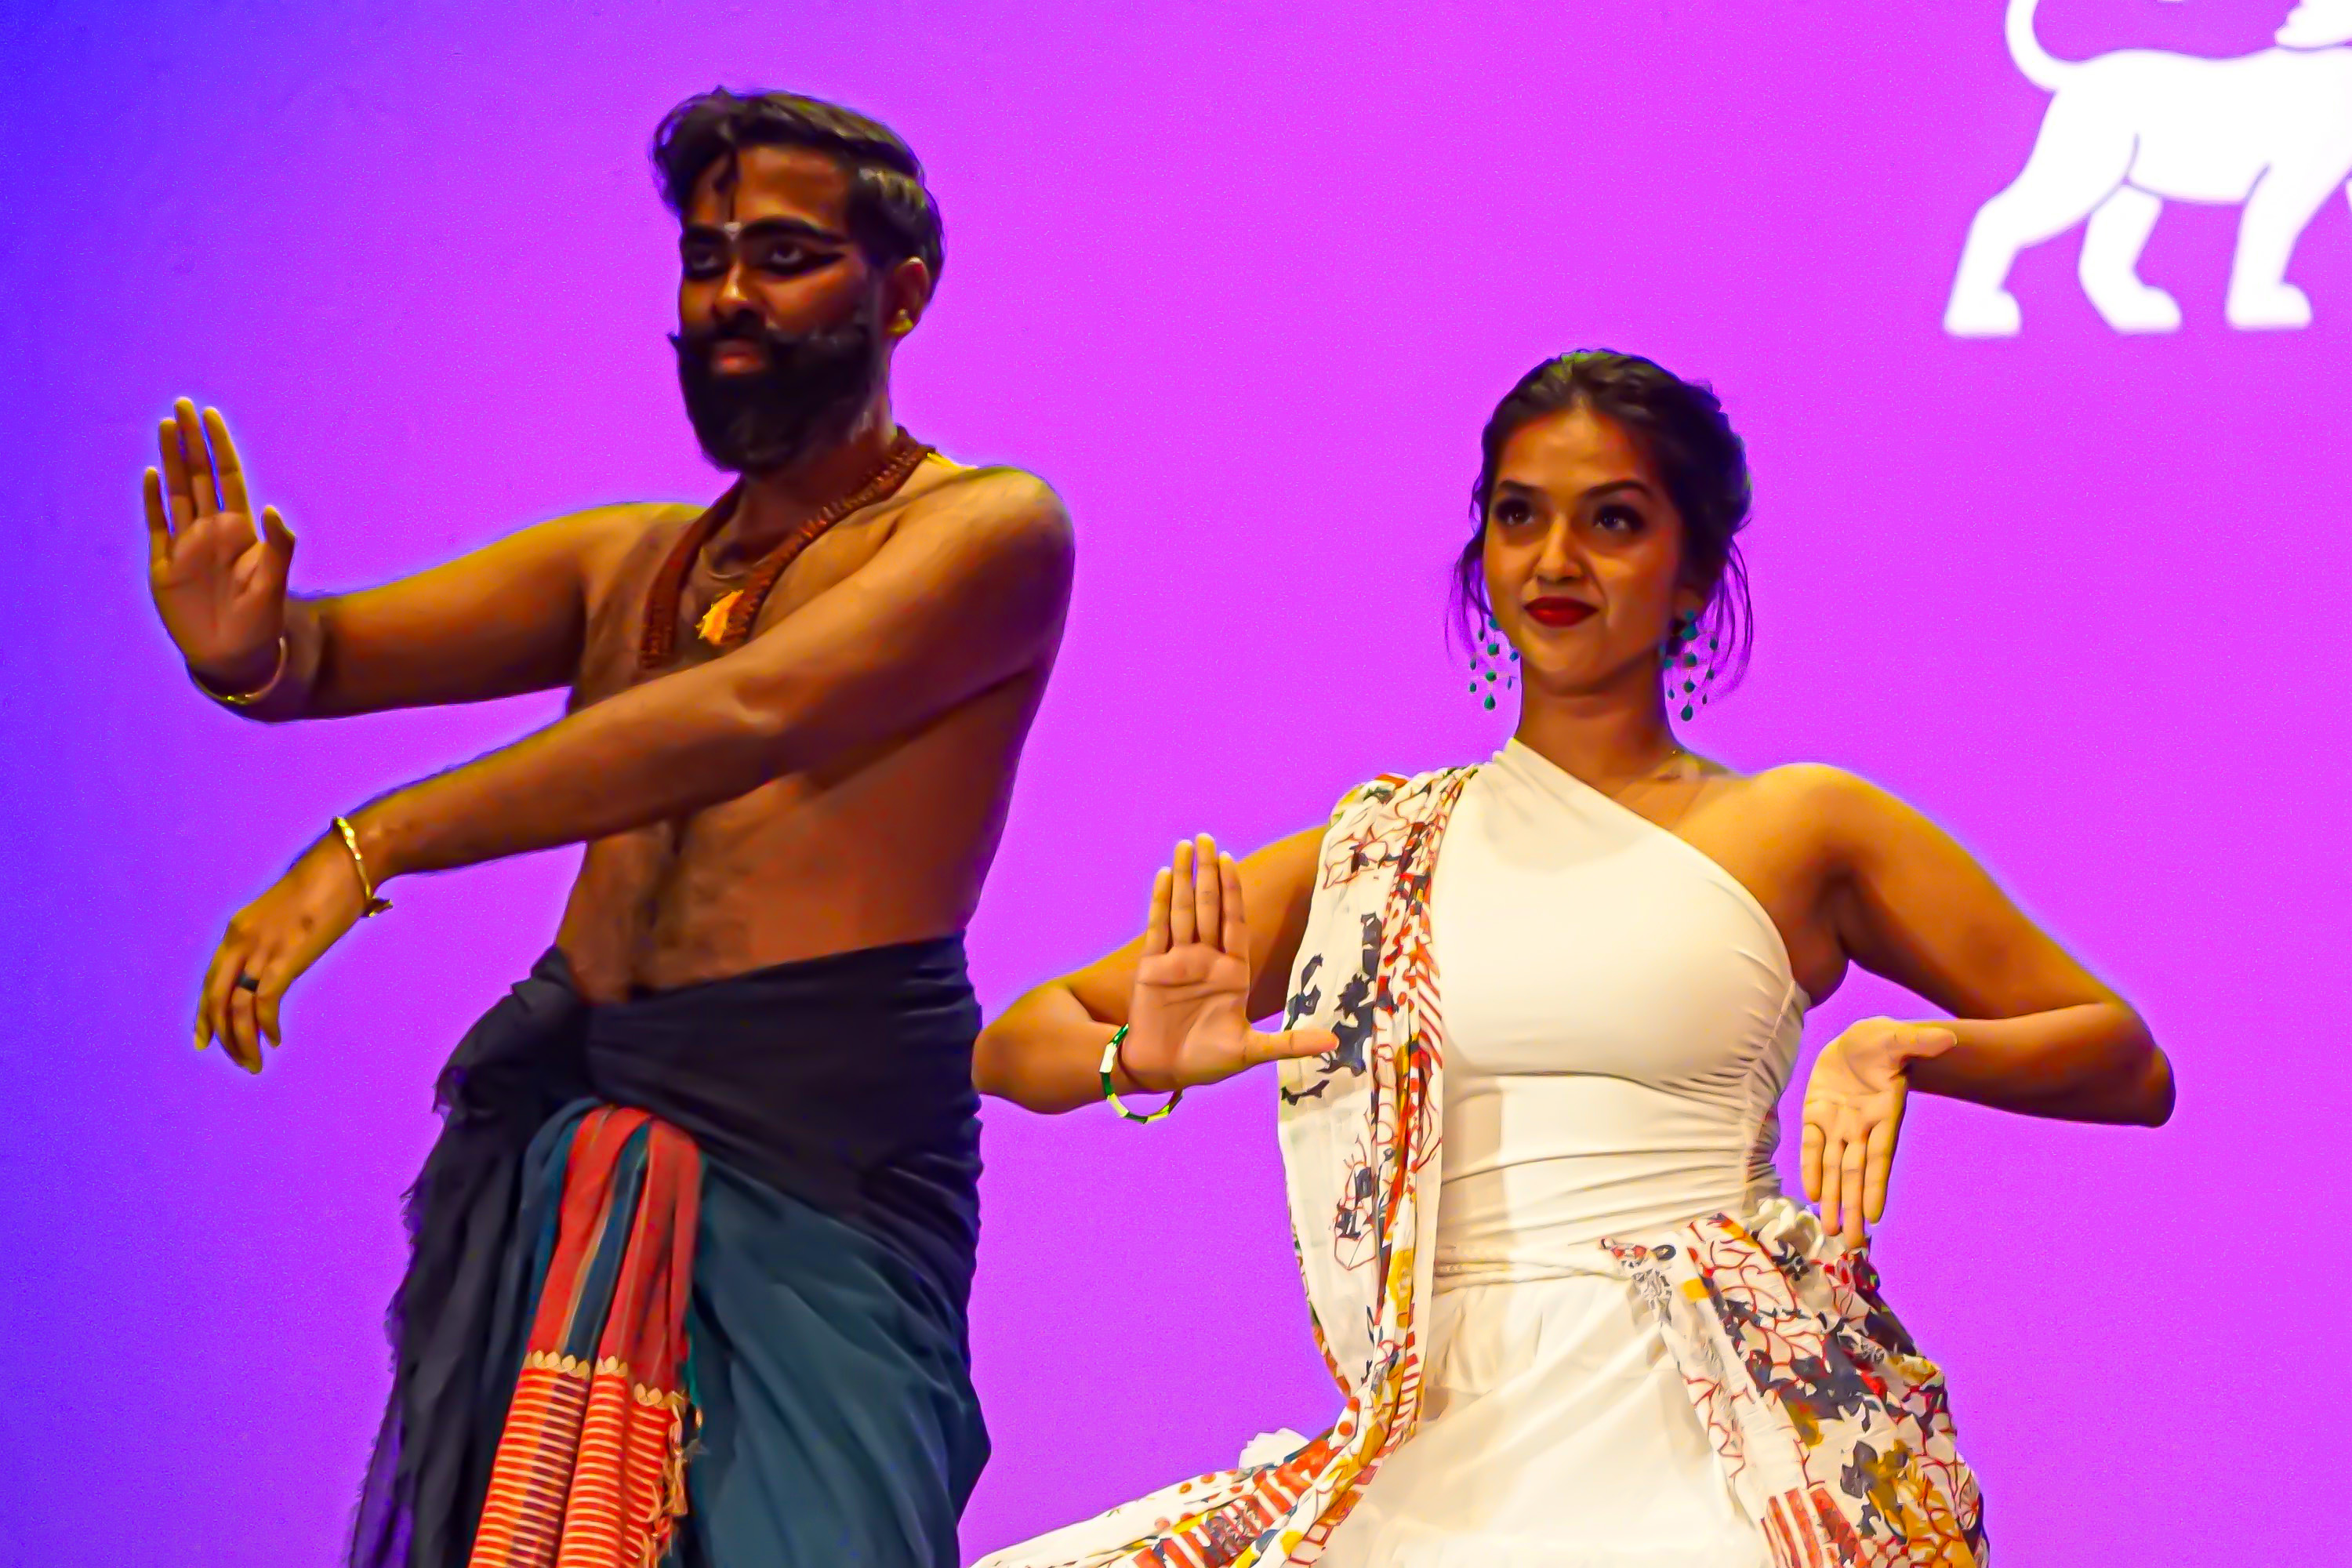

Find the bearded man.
[{"left": 142, "top": 90, "right": 1071, "bottom": 1566}]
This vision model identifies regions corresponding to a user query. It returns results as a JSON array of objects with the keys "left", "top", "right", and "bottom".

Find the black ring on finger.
[{"left": 235, "top": 974, "right": 261, "bottom": 993}]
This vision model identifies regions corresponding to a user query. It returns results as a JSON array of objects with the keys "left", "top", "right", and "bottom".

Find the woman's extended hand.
[
  {"left": 1802, "top": 1017, "right": 1958, "bottom": 1246},
  {"left": 1116, "top": 834, "right": 1336, "bottom": 1093}
]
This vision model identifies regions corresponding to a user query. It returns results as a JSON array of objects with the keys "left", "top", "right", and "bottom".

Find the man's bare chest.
[{"left": 568, "top": 503, "right": 895, "bottom": 710}]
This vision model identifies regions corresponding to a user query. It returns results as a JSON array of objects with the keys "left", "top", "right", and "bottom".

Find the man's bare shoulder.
[
  {"left": 561, "top": 499, "right": 703, "bottom": 549},
  {"left": 908, "top": 462, "right": 1069, "bottom": 531},
  {"left": 549, "top": 499, "right": 705, "bottom": 597},
  {"left": 897, "top": 462, "right": 1073, "bottom": 568}
]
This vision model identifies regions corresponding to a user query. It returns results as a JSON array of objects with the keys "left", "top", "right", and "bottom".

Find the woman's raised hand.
[{"left": 1116, "top": 834, "right": 1337, "bottom": 1093}]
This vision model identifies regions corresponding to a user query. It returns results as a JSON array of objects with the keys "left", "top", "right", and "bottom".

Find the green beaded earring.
[
  {"left": 1468, "top": 614, "right": 1519, "bottom": 711},
  {"left": 1665, "top": 609, "right": 1718, "bottom": 722}
]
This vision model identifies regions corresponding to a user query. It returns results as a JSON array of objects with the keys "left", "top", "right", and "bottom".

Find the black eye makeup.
[{"left": 677, "top": 221, "right": 845, "bottom": 281}]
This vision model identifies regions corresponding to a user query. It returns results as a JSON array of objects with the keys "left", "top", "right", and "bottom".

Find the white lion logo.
[{"left": 1946, "top": 0, "right": 2352, "bottom": 335}]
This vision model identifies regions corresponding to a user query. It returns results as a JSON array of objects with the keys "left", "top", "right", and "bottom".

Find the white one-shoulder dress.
[{"left": 1315, "top": 739, "right": 1802, "bottom": 1566}]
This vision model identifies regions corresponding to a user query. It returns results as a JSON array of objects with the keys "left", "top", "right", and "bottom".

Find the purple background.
[{"left": 4, "top": 1, "right": 2344, "bottom": 1561}]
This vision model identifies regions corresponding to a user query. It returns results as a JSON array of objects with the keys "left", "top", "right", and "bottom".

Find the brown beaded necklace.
[{"left": 637, "top": 430, "right": 934, "bottom": 670}]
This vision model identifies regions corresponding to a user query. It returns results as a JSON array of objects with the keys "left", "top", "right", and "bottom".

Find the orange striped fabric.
[{"left": 469, "top": 1107, "right": 702, "bottom": 1568}]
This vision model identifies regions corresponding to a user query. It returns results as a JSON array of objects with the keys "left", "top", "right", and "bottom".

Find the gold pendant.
[{"left": 695, "top": 590, "right": 741, "bottom": 646}]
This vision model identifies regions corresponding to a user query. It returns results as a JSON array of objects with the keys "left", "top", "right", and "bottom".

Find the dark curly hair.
[
  {"left": 650, "top": 89, "right": 943, "bottom": 283},
  {"left": 1452, "top": 350, "right": 1755, "bottom": 693}
]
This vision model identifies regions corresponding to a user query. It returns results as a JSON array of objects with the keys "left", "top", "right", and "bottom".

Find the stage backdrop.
[{"left": 3, "top": 0, "right": 2344, "bottom": 1560}]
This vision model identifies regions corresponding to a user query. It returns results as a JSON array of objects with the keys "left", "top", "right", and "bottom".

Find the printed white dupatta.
[
  {"left": 978, "top": 769, "right": 1471, "bottom": 1568},
  {"left": 980, "top": 768, "right": 1987, "bottom": 1568}
]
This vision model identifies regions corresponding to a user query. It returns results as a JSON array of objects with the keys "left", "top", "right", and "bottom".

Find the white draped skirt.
[
  {"left": 978, "top": 1200, "right": 1980, "bottom": 1568},
  {"left": 1310, "top": 1270, "right": 1772, "bottom": 1567}
]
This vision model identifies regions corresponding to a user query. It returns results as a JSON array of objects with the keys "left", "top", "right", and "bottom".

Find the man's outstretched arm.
[
  {"left": 194, "top": 466, "right": 1072, "bottom": 1069},
  {"left": 351, "top": 466, "right": 1072, "bottom": 877},
  {"left": 148, "top": 400, "right": 635, "bottom": 720}
]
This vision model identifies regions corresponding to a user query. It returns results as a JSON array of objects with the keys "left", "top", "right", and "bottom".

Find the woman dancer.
[{"left": 973, "top": 351, "right": 2172, "bottom": 1566}]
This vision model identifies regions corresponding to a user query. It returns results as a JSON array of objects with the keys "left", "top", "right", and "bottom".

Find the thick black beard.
[{"left": 670, "top": 310, "right": 881, "bottom": 475}]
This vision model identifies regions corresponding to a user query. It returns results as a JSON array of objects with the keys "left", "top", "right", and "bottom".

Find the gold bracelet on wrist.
[
  {"left": 189, "top": 634, "right": 289, "bottom": 708},
  {"left": 332, "top": 815, "right": 393, "bottom": 917}
]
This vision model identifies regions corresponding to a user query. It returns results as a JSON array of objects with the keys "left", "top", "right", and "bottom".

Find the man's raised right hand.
[{"left": 143, "top": 400, "right": 295, "bottom": 690}]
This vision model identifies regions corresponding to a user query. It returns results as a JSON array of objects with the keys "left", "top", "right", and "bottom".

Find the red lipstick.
[{"left": 1524, "top": 597, "right": 1595, "bottom": 629}]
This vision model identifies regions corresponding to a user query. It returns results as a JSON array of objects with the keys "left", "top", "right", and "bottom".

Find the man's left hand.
[{"left": 197, "top": 833, "right": 369, "bottom": 1072}]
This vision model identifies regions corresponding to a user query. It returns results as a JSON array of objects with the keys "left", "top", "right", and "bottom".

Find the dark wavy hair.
[
  {"left": 650, "top": 89, "right": 944, "bottom": 283},
  {"left": 1451, "top": 350, "right": 1755, "bottom": 692}
]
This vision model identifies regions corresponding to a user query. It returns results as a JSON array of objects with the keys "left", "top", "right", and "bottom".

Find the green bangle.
[{"left": 1099, "top": 1025, "right": 1184, "bottom": 1124}]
